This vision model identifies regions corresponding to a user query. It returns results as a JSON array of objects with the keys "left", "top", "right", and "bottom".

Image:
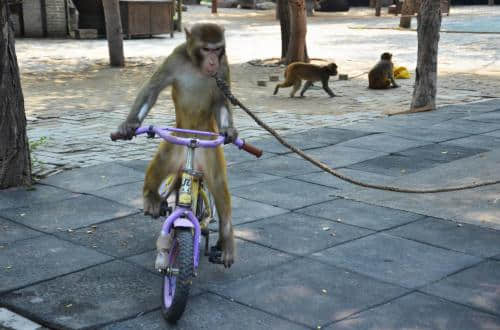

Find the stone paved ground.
[
  {"left": 16, "top": 5, "right": 500, "bottom": 177},
  {"left": 1, "top": 99, "right": 499, "bottom": 329}
]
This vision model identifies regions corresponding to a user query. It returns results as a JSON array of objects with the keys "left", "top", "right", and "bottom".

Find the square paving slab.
[
  {"left": 231, "top": 178, "right": 338, "bottom": 210},
  {"left": 211, "top": 196, "right": 288, "bottom": 228},
  {"left": 430, "top": 119, "right": 500, "bottom": 134},
  {"left": 54, "top": 213, "right": 161, "bottom": 258},
  {"left": 250, "top": 128, "right": 356, "bottom": 154},
  {"left": 328, "top": 292, "right": 500, "bottom": 330},
  {"left": 0, "top": 260, "right": 162, "bottom": 329},
  {"left": 0, "top": 184, "right": 77, "bottom": 210},
  {"left": 387, "top": 217, "right": 500, "bottom": 258},
  {"left": 288, "top": 145, "right": 387, "bottom": 168},
  {"left": 0, "top": 235, "right": 111, "bottom": 293},
  {"left": 91, "top": 181, "right": 144, "bottom": 210},
  {"left": 441, "top": 134, "right": 500, "bottom": 150},
  {"left": 0, "top": 195, "right": 137, "bottom": 232},
  {"left": 463, "top": 111, "right": 500, "bottom": 123},
  {"left": 227, "top": 168, "right": 282, "bottom": 189},
  {"left": 397, "top": 143, "right": 487, "bottom": 163},
  {"left": 421, "top": 260, "right": 500, "bottom": 316},
  {"left": 297, "top": 198, "right": 424, "bottom": 230},
  {"left": 485, "top": 130, "right": 500, "bottom": 138},
  {"left": 311, "top": 233, "right": 481, "bottom": 289},
  {"left": 212, "top": 258, "right": 407, "bottom": 327},
  {"left": 119, "top": 159, "right": 149, "bottom": 173},
  {"left": 41, "top": 162, "right": 144, "bottom": 193},
  {"left": 0, "top": 217, "right": 42, "bottom": 245},
  {"left": 387, "top": 127, "right": 471, "bottom": 143},
  {"left": 348, "top": 154, "right": 441, "bottom": 177},
  {"left": 235, "top": 212, "right": 373, "bottom": 255},
  {"left": 229, "top": 155, "right": 319, "bottom": 177},
  {"left": 284, "top": 127, "right": 374, "bottom": 146},
  {"left": 335, "top": 133, "right": 428, "bottom": 153},
  {"left": 292, "top": 169, "right": 396, "bottom": 192},
  {"left": 103, "top": 293, "right": 308, "bottom": 330}
]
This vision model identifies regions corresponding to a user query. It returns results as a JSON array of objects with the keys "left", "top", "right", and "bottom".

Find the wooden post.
[
  {"left": 375, "top": 0, "right": 382, "bottom": 16},
  {"left": 212, "top": 0, "right": 217, "bottom": 13},
  {"left": 102, "top": 0, "right": 125, "bottom": 67}
]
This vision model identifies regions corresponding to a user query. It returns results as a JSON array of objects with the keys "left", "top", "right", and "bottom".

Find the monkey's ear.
[{"left": 184, "top": 27, "right": 191, "bottom": 39}]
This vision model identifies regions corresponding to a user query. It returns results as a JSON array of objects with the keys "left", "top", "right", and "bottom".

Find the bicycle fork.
[{"left": 156, "top": 144, "right": 202, "bottom": 274}]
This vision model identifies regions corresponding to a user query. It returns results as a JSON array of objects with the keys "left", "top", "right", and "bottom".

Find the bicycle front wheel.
[{"left": 162, "top": 228, "right": 194, "bottom": 323}]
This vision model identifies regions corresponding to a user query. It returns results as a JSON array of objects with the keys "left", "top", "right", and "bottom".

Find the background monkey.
[
  {"left": 368, "top": 52, "right": 399, "bottom": 89},
  {"left": 273, "top": 62, "right": 338, "bottom": 98},
  {"left": 117, "top": 23, "right": 236, "bottom": 267}
]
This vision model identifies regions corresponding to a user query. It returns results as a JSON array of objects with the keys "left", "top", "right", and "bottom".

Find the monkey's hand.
[
  {"left": 221, "top": 127, "right": 238, "bottom": 144},
  {"left": 117, "top": 119, "right": 141, "bottom": 140}
]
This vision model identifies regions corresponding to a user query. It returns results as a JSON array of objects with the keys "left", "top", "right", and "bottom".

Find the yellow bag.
[{"left": 394, "top": 66, "right": 410, "bottom": 79}]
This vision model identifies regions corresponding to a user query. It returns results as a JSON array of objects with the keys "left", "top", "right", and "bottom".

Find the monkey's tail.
[{"left": 213, "top": 75, "right": 500, "bottom": 194}]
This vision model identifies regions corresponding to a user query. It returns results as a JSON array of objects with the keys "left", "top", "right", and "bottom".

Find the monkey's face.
[
  {"left": 327, "top": 63, "right": 338, "bottom": 76},
  {"left": 187, "top": 23, "right": 226, "bottom": 77},
  {"left": 198, "top": 44, "right": 225, "bottom": 76},
  {"left": 381, "top": 52, "right": 392, "bottom": 61}
]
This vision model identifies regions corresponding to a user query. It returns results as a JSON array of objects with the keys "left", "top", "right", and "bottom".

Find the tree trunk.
[
  {"left": 285, "top": 0, "right": 307, "bottom": 64},
  {"left": 488, "top": 0, "right": 494, "bottom": 5},
  {"left": 400, "top": 0, "right": 415, "bottom": 28},
  {"left": 375, "top": 0, "right": 382, "bottom": 16},
  {"left": 0, "top": 2, "right": 32, "bottom": 188},
  {"left": 102, "top": 0, "right": 125, "bottom": 67},
  {"left": 212, "top": 0, "right": 217, "bottom": 13},
  {"left": 176, "top": 0, "right": 183, "bottom": 32},
  {"left": 410, "top": 0, "right": 441, "bottom": 112},
  {"left": 277, "top": 0, "right": 291, "bottom": 59}
]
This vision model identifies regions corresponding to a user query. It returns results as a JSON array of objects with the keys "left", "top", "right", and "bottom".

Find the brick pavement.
[{"left": 1, "top": 99, "right": 499, "bottom": 329}]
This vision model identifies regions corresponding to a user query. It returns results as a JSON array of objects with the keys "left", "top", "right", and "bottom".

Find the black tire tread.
[{"left": 162, "top": 229, "right": 194, "bottom": 323}]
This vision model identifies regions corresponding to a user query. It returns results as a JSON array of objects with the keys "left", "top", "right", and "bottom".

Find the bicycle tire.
[{"left": 161, "top": 228, "right": 194, "bottom": 323}]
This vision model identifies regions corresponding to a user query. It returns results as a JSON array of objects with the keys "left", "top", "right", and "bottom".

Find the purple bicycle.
[{"left": 111, "top": 126, "right": 261, "bottom": 322}]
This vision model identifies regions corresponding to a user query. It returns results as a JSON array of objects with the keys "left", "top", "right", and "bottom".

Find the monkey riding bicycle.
[{"left": 111, "top": 126, "right": 262, "bottom": 323}]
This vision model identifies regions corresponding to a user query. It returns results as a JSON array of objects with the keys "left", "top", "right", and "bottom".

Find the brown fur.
[
  {"left": 368, "top": 52, "right": 399, "bottom": 89},
  {"left": 273, "top": 62, "right": 338, "bottom": 98},
  {"left": 118, "top": 23, "right": 235, "bottom": 267}
]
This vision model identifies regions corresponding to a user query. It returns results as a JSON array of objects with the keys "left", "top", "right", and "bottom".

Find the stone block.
[{"left": 311, "top": 233, "right": 481, "bottom": 288}]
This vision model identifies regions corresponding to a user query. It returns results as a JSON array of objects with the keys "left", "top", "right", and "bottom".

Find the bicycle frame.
[{"left": 134, "top": 126, "right": 244, "bottom": 272}]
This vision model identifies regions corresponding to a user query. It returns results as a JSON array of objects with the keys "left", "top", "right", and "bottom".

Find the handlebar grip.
[
  {"left": 110, "top": 132, "right": 132, "bottom": 141},
  {"left": 241, "top": 141, "right": 263, "bottom": 158}
]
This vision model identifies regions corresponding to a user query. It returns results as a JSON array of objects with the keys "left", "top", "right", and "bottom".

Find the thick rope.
[{"left": 214, "top": 75, "right": 500, "bottom": 193}]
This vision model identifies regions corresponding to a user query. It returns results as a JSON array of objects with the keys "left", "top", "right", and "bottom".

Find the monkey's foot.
[
  {"left": 144, "top": 191, "right": 162, "bottom": 218},
  {"left": 211, "top": 236, "right": 235, "bottom": 268}
]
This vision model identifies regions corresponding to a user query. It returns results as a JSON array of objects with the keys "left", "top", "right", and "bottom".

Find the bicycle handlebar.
[{"left": 110, "top": 126, "right": 262, "bottom": 158}]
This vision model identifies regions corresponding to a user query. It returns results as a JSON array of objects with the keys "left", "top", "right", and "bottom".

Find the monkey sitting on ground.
[
  {"left": 368, "top": 52, "right": 399, "bottom": 89},
  {"left": 117, "top": 23, "right": 236, "bottom": 268},
  {"left": 273, "top": 62, "right": 338, "bottom": 98}
]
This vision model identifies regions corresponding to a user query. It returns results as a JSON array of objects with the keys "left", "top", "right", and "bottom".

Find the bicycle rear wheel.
[{"left": 162, "top": 228, "right": 194, "bottom": 323}]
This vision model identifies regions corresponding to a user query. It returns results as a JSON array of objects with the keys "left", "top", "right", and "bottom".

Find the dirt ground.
[
  {"left": 14, "top": 5, "right": 500, "bottom": 175},
  {"left": 19, "top": 6, "right": 500, "bottom": 118}
]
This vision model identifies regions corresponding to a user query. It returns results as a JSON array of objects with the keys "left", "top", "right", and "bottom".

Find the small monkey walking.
[
  {"left": 273, "top": 62, "right": 338, "bottom": 98},
  {"left": 368, "top": 52, "right": 399, "bottom": 89}
]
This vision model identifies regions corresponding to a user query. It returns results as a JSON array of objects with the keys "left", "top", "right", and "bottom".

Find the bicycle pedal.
[
  {"left": 208, "top": 246, "right": 224, "bottom": 264},
  {"left": 159, "top": 201, "right": 171, "bottom": 217}
]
